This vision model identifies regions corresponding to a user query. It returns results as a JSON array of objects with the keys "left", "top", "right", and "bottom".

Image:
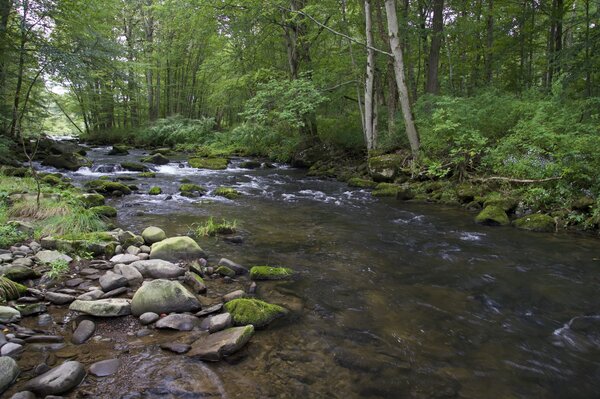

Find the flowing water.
[{"left": 24, "top": 146, "right": 600, "bottom": 398}]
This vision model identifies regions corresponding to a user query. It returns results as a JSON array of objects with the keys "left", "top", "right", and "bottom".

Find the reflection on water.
[{"left": 25, "top": 147, "right": 600, "bottom": 398}]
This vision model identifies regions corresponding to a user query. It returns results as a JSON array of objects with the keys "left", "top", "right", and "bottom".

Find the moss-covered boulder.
[
  {"left": 571, "top": 196, "right": 595, "bottom": 212},
  {"left": 90, "top": 205, "right": 117, "bottom": 218},
  {"left": 224, "top": 298, "right": 288, "bottom": 328},
  {"left": 142, "top": 226, "right": 166, "bottom": 245},
  {"left": 216, "top": 266, "right": 236, "bottom": 278},
  {"left": 482, "top": 192, "right": 519, "bottom": 212},
  {"left": 151, "top": 148, "right": 173, "bottom": 156},
  {"left": 239, "top": 160, "right": 262, "bottom": 169},
  {"left": 188, "top": 157, "right": 228, "bottom": 170},
  {"left": 142, "top": 153, "right": 170, "bottom": 165},
  {"left": 121, "top": 162, "right": 149, "bottom": 172},
  {"left": 0, "top": 276, "right": 28, "bottom": 302},
  {"left": 41, "top": 233, "right": 118, "bottom": 257},
  {"left": 372, "top": 183, "right": 414, "bottom": 200},
  {"left": 77, "top": 193, "right": 105, "bottom": 209},
  {"left": 85, "top": 180, "right": 132, "bottom": 196},
  {"left": 250, "top": 266, "right": 293, "bottom": 281},
  {"left": 179, "top": 184, "right": 207, "bottom": 198},
  {"left": 368, "top": 154, "right": 404, "bottom": 182},
  {"left": 347, "top": 177, "right": 378, "bottom": 189},
  {"left": 139, "top": 172, "right": 157, "bottom": 178},
  {"left": 108, "top": 145, "right": 129, "bottom": 155},
  {"left": 149, "top": 186, "right": 162, "bottom": 195},
  {"left": 475, "top": 205, "right": 510, "bottom": 226},
  {"left": 213, "top": 187, "right": 241, "bottom": 199},
  {"left": 41, "top": 174, "right": 62, "bottom": 186},
  {"left": 42, "top": 153, "right": 91, "bottom": 171},
  {"left": 456, "top": 184, "right": 478, "bottom": 204},
  {"left": 149, "top": 236, "right": 205, "bottom": 262},
  {"left": 513, "top": 214, "right": 555, "bottom": 232},
  {"left": 131, "top": 279, "right": 200, "bottom": 316}
]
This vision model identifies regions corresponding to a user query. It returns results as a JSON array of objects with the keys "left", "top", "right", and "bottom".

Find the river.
[{"left": 29, "top": 146, "right": 600, "bottom": 398}]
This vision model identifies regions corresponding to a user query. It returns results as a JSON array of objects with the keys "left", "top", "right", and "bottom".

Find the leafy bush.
[
  {"left": 135, "top": 116, "right": 216, "bottom": 147},
  {"left": 46, "top": 259, "right": 70, "bottom": 279}
]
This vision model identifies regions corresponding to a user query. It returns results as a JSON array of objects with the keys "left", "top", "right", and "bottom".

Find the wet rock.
[
  {"left": 101, "top": 287, "right": 128, "bottom": 298},
  {"left": 130, "top": 259, "right": 186, "bottom": 279},
  {"left": 188, "top": 325, "right": 254, "bottom": 361},
  {"left": 69, "top": 299, "right": 131, "bottom": 317},
  {"left": 249, "top": 266, "right": 293, "bottom": 281},
  {"left": 217, "top": 258, "right": 248, "bottom": 275},
  {"left": 9, "top": 392, "right": 36, "bottom": 399},
  {"left": 215, "top": 266, "right": 235, "bottom": 278},
  {"left": 1, "top": 342, "right": 23, "bottom": 356},
  {"left": 183, "top": 272, "right": 206, "bottom": 294},
  {"left": 37, "top": 314, "right": 53, "bottom": 326},
  {"left": 99, "top": 271, "right": 129, "bottom": 292},
  {"left": 160, "top": 342, "right": 191, "bottom": 354},
  {"left": 78, "top": 193, "right": 105, "bottom": 209},
  {"left": 138, "top": 253, "right": 149, "bottom": 261},
  {"left": 248, "top": 282, "right": 257, "bottom": 295},
  {"left": 71, "top": 319, "right": 97, "bottom": 344},
  {"left": 224, "top": 298, "right": 287, "bottom": 328},
  {"left": 155, "top": 314, "right": 200, "bottom": 331},
  {"left": 0, "top": 253, "right": 13, "bottom": 263},
  {"left": 15, "top": 303, "right": 46, "bottom": 316},
  {"left": 76, "top": 290, "right": 104, "bottom": 301},
  {"left": 131, "top": 279, "right": 200, "bottom": 316},
  {"left": 223, "top": 290, "right": 246, "bottom": 302},
  {"left": 34, "top": 250, "right": 73, "bottom": 264},
  {"left": 114, "top": 264, "right": 143, "bottom": 286},
  {"left": 24, "top": 361, "right": 86, "bottom": 395},
  {"left": 24, "top": 335, "right": 63, "bottom": 344},
  {"left": 223, "top": 236, "right": 243, "bottom": 244},
  {"left": 139, "top": 312, "right": 159, "bottom": 325},
  {"left": 201, "top": 313, "right": 232, "bottom": 333},
  {"left": 0, "top": 357, "right": 19, "bottom": 394},
  {"left": 141, "top": 153, "right": 169, "bottom": 165},
  {"left": 141, "top": 227, "right": 166, "bottom": 245},
  {"left": 42, "top": 153, "right": 91, "bottom": 171},
  {"left": 10, "top": 257, "right": 33, "bottom": 267},
  {"left": 109, "top": 254, "right": 140, "bottom": 265},
  {"left": 80, "top": 268, "right": 99, "bottom": 276},
  {"left": 196, "top": 303, "right": 223, "bottom": 318},
  {"left": 0, "top": 306, "right": 21, "bottom": 323},
  {"left": 89, "top": 358, "right": 120, "bottom": 377},
  {"left": 513, "top": 214, "right": 556, "bottom": 232},
  {"left": 149, "top": 236, "right": 205, "bottom": 262},
  {"left": 44, "top": 292, "right": 75, "bottom": 305},
  {"left": 1, "top": 264, "right": 39, "bottom": 281},
  {"left": 475, "top": 205, "right": 510, "bottom": 226},
  {"left": 65, "top": 278, "right": 84, "bottom": 288}
]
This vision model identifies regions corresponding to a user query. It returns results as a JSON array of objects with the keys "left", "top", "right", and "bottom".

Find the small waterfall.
[{"left": 92, "top": 164, "right": 124, "bottom": 173}]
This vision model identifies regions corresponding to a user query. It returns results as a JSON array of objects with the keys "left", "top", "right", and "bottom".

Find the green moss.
[
  {"left": 213, "top": 187, "right": 241, "bottom": 199},
  {"left": 0, "top": 225, "right": 27, "bottom": 248},
  {"left": 41, "top": 174, "right": 62, "bottom": 185},
  {"left": 513, "top": 214, "right": 556, "bottom": 232},
  {"left": 347, "top": 177, "right": 378, "bottom": 189},
  {"left": 141, "top": 153, "right": 170, "bottom": 165},
  {"left": 483, "top": 191, "right": 518, "bottom": 212},
  {"left": 250, "top": 266, "right": 293, "bottom": 281},
  {"left": 0, "top": 276, "right": 27, "bottom": 302},
  {"left": 475, "top": 205, "right": 510, "bottom": 226},
  {"left": 139, "top": 172, "right": 157, "bottom": 178},
  {"left": 179, "top": 184, "right": 207, "bottom": 198},
  {"left": 121, "top": 162, "right": 149, "bottom": 172},
  {"left": 59, "top": 231, "right": 115, "bottom": 243},
  {"left": 85, "top": 180, "right": 132, "bottom": 195},
  {"left": 78, "top": 193, "right": 105, "bottom": 208},
  {"left": 90, "top": 205, "right": 117, "bottom": 218},
  {"left": 149, "top": 186, "right": 162, "bottom": 195},
  {"left": 224, "top": 298, "right": 287, "bottom": 328},
  {"left": 108, "top": 145, "right": 129, "bottom": 155},
  {"left": 188, "top": 157, "right": 228, "bottom": 170},
  {"left": 239, "top": 160, "right": 262, "bottom": 169},
  {"left": 216, "top": 266, "right": 236, "bottom": 278}
]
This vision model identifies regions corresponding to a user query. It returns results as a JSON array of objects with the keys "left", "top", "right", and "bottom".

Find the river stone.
[
  {"left": 9, "top": 392, "right": 36, "bottom": 399},
  {"left": 45, "top": 292, "right": 76, "bottom": 305},
  {"left": 160, "top": 342, "right": 191, "bottom": 354},
  {"left": 0, "top": 265, "right": 39, "bottom": 281},
  {"left": 155, "top": 314, "right": 200, "bottom": 331},
  {"left": 223, "top": 290, "right": 246, "bottom": 303},
  {"left": 126, "top": 246, "right": 141, "bottom": 256},
  {"left": 113, "top": 264, "right": 143, "bottom": 286},
  {"left": 0, "top": 357, "right": 19, "bottom": 394},
  {"left": 184, "top": 272, "right": 206, "bottom": 294},
  {"left": 142, "top": 227, "right": 166, "bottom": 245},
  {"left": 201, "top": 313, "right": 232, "bottom": 333},
  {"left": 34, "top": 250, "right": 72, "bottom": 264},
  {"left": 71, "top": 320, "right": 95, "bottom": 345},
  {"left": 1, "top": 342, "right": 23, "bottom": 356},
  {"left": 24, "top": 361, "right": 86, "bottom": 395},
  {"left": 0, "top": 306, "right": 21, "bottom": 323},
  {"left": 131, "top": 279, "right": 200, "bottom": 316},
  {"left": 109, "top": 254, "right": 140, "bottom": 264},
  {"left": 218, "top": 258, "right": 248, "bottom": 275},
  {"left": 11, "top": 257, "right": 33, "bottom": 268},
  {"left": 224, "top": 298, "right": 287, "bottom": 328},
  {"left": 196, "top": 303, "right": 223, "bottom": 318},
  {"left": 149, "top": 236, "right": 205, "bottom": 262},
  {"left": 140, "top": 245, "right": 151, "bottom": 254},
  {"left": 139, "top": 312, "right": 159, "bottom": 325},
  {"left": 15, "top": 303, "right": 46, "bottom": 316},
  {"left": 89, "top": 358, "right": 120, "bottom": 377},
  {"left": 129, "top": 259, "right": 186, "bottom": 279},
  {"left": 99, "top": 271, "right": 129, "bottom": 292},
  {"left": 69, "top": 299, "right": 131, "bottom": 317},
  {"left": 188, "top": 325, "right": 254, "bottom": 362},
  {"left": 101, "top": 287, "right": 128, "bottom": 298},
  {"left": 77, "top": 290, "right": 104, "bottom": 301},
  {"left": 475, "top": 205, "right": 510, "bottom": 226}
]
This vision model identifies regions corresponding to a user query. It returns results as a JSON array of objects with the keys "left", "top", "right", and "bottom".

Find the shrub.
[{"left": 193, "top": 217, "right": 237, "bottom": 237}]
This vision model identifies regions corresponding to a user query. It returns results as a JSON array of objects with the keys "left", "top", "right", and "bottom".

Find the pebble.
[
  {"left": 71, "top": 320, "right": 95, "bottom": 345},
  {"left": 139, "top": 312, "right": 159, "bottom": 325}
]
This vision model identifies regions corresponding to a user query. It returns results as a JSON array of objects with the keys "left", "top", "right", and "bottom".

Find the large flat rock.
[
  {"left": 69, "top": 299, "right": 131, "bottom": 317},
  {"left": 188, "top": 325, "right": 254, "bottom": 362},
  {"left": 129, "top": 259, "right": 186, "bottom": 279},
  {"left": 131, "top": 279, "right": 200, "bottom": 316},
  {"left": 24, "top": 361, "right": 85, "bottom": 395}
]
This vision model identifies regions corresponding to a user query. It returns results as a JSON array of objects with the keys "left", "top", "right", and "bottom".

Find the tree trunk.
[
  {"left": 10, "top": 0, "right": 28, "bottom": 138},
  {"left": 384, "top": 0, "right": 420, "bottom": 156},
  {"left": 364, "top": 0, "right": 376, "bottom": 150},
  {"left": 484, "top": 0, "right": 494, "bottom": 83},
  {"left": 426, "top": 0, "right": 444, "bottom": 94}
]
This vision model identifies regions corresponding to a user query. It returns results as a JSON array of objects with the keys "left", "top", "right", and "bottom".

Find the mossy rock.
[
  {"left": 213, "top": 187, "right": 241, "bottom": 199},
  {"left": 139, "top": 172, "right": 157, "bottom": 178},
  {"left": 44, "top": 235, "right": 117, "bottom": 257},
  {"left": 150, "top": 148, "right": 173, "bottom": 156},
  {"left": 42, "top": 153, "right": 91, "bottom": 171},
  {"left": 179, "top": 184, "right": 207, "bottom": 198},
  {"left": 78, "top": 193, "right": 105, "bottom": 208},
  {"left": 0, "top": 276, "right": 28, "bottom": 302},
  {"left": 372, "top": 183, "right": 414, "bottom": 200},
  {"left": 142, "top": 226, "right": 167, "bottom": 245},
  {"left": 456, "top": 183, "right": 478, "bottom": 203},
  {"left": 85, "top": 180, "right": 132, "bottom": 196},
  {"left": 90, "top": 205, "right": 117, "bottom": 218},
  {"left": 108, "top": 145, "right": 129, "bottom": 155},
  {"left": 239, "top": 160, "right": 262, "bottom": 169},
  {"left": 121, "top": 162, "right": 149, "bottom": 172},
  {"left": 250, "top": 266, "right": 293, "bottom": 281},
  {"left": 149, "top": 186, "right": 162, "bottom": 195},
  {"left": 216, "top": 266, "right": 236, "bottom": 278},
  {"left": 188, "top": 157, "right": 228, "bottom": 170},
  {"left": 368, "top": 154, "right": 404, "bottom": 182},
  {"left": 224, "top": 298, "right": 288, "bottom": 328},
  {"left": 347, "top": 177, "right": 378, "bottom": 189},
  {"left": 513, "top": 214, "right": 555, "bottom": 232},
  {"left": 482, "top": 192, "right": 518, "bottom": 212},
  {"left": 141, "top": 153, "right": 170, "bottom": 165},
  {"left": 41, "top": 174, "right": 62, "bottom": 185},
  {"left": 149, "top": 236, "right": 205, "bottom": 262},
  {"left": 0, "top": 166, "right": 30, "bottom": 177},
  {"left": 475, "top": 205, "right": 510, "bottom": 226},
  {"left": 571, "top": 196, "right": 595, "bottom": 212}
]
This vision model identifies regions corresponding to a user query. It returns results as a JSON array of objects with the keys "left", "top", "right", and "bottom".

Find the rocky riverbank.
[{"left": 0, "top": 226, "right": 295, "bottom": 397}]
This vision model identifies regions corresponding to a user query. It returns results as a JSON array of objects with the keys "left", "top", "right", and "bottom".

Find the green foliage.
[
  {"left": 135, "top": 116, "right": 216, "bottom": 147},
  {"left": 0, "top": 223, "right": 27, "bottom": 248},
  {"left": 193, "top": 217, "right": 237, "bottom": 237},
  {"left": 46, "top": 259, "right": 70, "bottom": 280},
  {"left": 0, "top": 277, "right": 27, "bottom": 303}
]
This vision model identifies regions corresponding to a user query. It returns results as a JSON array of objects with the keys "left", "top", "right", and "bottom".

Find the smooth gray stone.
[
  {"left": 99, "top": 271, "right": 129, "bottom": 292},
  {"left": 34, "top": 250, "right": 72, "bottom": 264},
  {"left": 89, "top": 358, "right": 120, "bottom": 377},
  {"left": 155, "top": 314, "right": 199, "bottom": 331},
  {"left": 9, "top": 391, "right": 36, "bottom": 399},
  {"left": 160, "top": 342, "right": 190, "bottom": 354},
  {"left": 113, "top": 264, "right": 143, "bottom": 286},
  {"left": 139, "top": 312, "right": 159, "bottom": 325},
  {"left": 223, "top": 290, "right": 246, "bottom": 303},
  {"left": 69, "top": 299, "right": 131, "bottom": 317},
  {"left": 0, "top": 306, "right": 21, "bottom": 323},
  {"left": 129, "top": 260, "right": 186, "bottom": 279},
  {"left": 109, "top": 254, "right": 140, "bottom": 264},
  {"left": 44, "top": 292, "right": 76, "bottom": 305},
  {"left": 195, "top": 303, "right": 223, "bottom": 317},
  {"left": 76, "top": 290, "right": 104, "bottom": 301},
  {"left": 0, "top": 357, "right": 19, "bottom": 394},
  {"left": 72, "top": 320, "right": 95, "bottom": 345},
  {"left": 24, "top": 361, "right": 85, "bottom": 395},
  {"left": 217, "top": 258, "right": 248, "bottom": 275},
  {"left": 200, "top": 313, "right": 232, "bottom": 333},
  {"left": 24, "top": 335, "right": 64, "bottom": 343},
  {"left": 130, "top": 279, "right": 199, "bottom": 316},
  {"left": 1, "top": 342, "right": 23, "bottom": 356},
  {"left": 101, "top": 287, "right": 128, "bottom": 299},
  {"left": 188, "top": 326, "right": 254, "bottom": 362}
]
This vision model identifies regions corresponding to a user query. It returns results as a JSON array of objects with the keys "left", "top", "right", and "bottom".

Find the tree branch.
[{"left": 469, "top": 176, "right": 562, "bottom": 183}]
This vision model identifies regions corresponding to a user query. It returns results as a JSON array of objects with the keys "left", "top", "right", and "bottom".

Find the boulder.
[
  {"left": 142, "top": 226, "right": 166, "bottom": 245},
  {"left": 513, "top": 214, "right": 555, "bottom": 233},
  {"left": 188, "top": 326, "right": 254, "bottom": 361},
  {"left": 89, "top": 359, "right": 120, "bottom": 377},
  {"left": 1, "top": 343, "right": 23, "bottom": 356},
  {"left": 84, "top": 180, "right": 132, "bottom": 196},
  {"left": 99, "top": 271, "right": 129, "bottom": 292},
  {"left": 368, "top": 154, "right": 404, "bottom": 182},
  {"left": 45, "top": 291, "right": 75, "bottom": 305},
  {"left": 200, "top": 313, "right": 232, "bottom": 333},
  {"left": 71, "top": 320, "right": 95, "bottom": 344},
  {"left": 120, "top": 162, "right": 148, "bottom": 172},
  {"left": 69, "top": 299, "right": 131, "bottom": 317},
  {"left": 114, "top": 264, "right": 143, "bottom": 286},
  {"left": 347, "top": 177, "right": 378, "bottom": 189},
  {"left": 108, "top": 145, "right": 129, "bottom": 155},
  {"left": 188, "top": 157, "right": 228, "bottom": 170},
  {"left": 149, "top": 187, "right": 162, "bottom": 195},
  {"left": 110, "top": 254, "right": 140, "bottom": 264},
  {"left": 142, "top": 154, "right": 170, "bottom": 165},
  {"left": 184, "top": 272, "right": 206, "bottom": 294},
  {"left": 42, "top": 153, "right": 91, "bottom": 171},
  {"left": 218, "top": 258, "right": 248, "bottom": 275},
  {"left": 130, "top": 279, "right": 201, "bottom": 316},
  {"left": 249, "top": 266, "right": 294, "bottom": 281},
  {"left": 179, "top": 183, "right": 207, "bottom": 198},
  {"left": 149, "top": 236, "right": 205, "bottom": 262},
  {"left": 130, "top": 259, "right": 185, "bottom": 279},
  {"left": 0, "top": 357, "right": 19, "bottom": 394},
  {"left": 475, "top": 205, "right": 510, "bottom": 226},
  {"left": 8, "top": 391, "right": 36, "bottom": 399},
  {"left": 0, "top": 264, "right": 39, "bottom": 281},
  {"left": 213, "top": 187, "right": 241, "bottom": 199},
  {"left": 78, "top": 193, "right": 105, "bottom": 208},
  {"left": 24, "top": 361, "right": 86, "bottom": 395},
  {"left": 155, "top": 314, "right": 200, "bottom": 331},
  {"left": 34, "top": 250, "right": 72, "bottom": 264},
  {"left": 0, "top": 306, "right": 21, "bottom": 323},
  {"left": 90, "top": 205, "right": 118, "bottom": 218},
  {"left": 224, "top": 298, "right": 287, "bottom": 328}
]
